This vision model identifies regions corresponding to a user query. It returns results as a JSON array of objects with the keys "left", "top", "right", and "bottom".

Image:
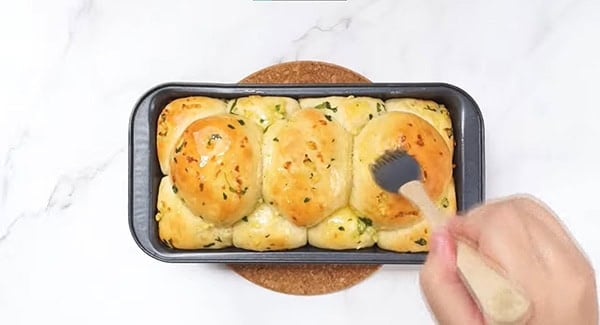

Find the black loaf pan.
[{"left": 128, "top": 83, "right": 485, "bottom": 264}]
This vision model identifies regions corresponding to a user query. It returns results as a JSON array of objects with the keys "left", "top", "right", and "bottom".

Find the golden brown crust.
[
  {"left": 156, "top": 177, "right": 232, "bottom": 249},
  {"left": 156, "top": 96, "right": 227, "bottom": 174},
  {"left": 169, "top": 114, "right": 262, "bottom": 226},
  {"left": 263, "top": 108, "right": 352, "bottom": 227},
  {"left": 350, "top": 111, "right": 453, "bottom": 230},
  {"left": 385, "top": 98, "right": 454, "bottom": 153},
  {"left": 232, "top": 203, "right": 307, "bottom": 251}
]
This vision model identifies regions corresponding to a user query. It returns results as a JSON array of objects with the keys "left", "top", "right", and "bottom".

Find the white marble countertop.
[{"left": 1, "top": 0, "right": 599, "bottom": 324}]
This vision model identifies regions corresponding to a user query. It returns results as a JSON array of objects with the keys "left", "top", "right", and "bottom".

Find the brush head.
[{"left": 370, "top": 149, "right": 422, "bottom": 193}]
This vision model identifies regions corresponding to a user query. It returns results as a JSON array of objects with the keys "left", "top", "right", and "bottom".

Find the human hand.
[{"left": 419, "top": 195, "right": 598, "bottom": 324}]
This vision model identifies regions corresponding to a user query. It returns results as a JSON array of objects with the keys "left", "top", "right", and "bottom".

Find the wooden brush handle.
[{"left": 399, "top": 181, "right": 531, "bottom": 325}]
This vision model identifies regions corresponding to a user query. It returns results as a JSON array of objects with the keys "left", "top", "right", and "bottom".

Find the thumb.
[{"left": 419, "top": 226, "right": 483, "bottom": 325}]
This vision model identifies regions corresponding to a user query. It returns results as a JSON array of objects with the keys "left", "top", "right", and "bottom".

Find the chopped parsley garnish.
[
  {"left": 229, "top": 186, "right": 248, "bottom": 195},
  {"left": 444, "top": 127, "right": 453, "bottom": 138},
  {"left": 414, "top": 238, "right": 427, "bottom": 246},
  {"left": 357, "top": 217, "right": 372, "bottom": 235},
  {"left": 162, "top": 238, "right": 174, "bottom": 248},
  {"left": 358, "top": 217, "right": 373, "bottom": 227},
  {"left": 207, "top": 134, "right": 222, "bottom": 147},
  {"left": 175, "top": 141, "right": 187, "bottom": 153},
  {"left": 229, "top": 98, "right": 238, "bottom": 113},
  {"left": 441, "top": 197, "right": 449, "bottom": 208},
  {"left": 315, "top": 101, "right": 338, "bottom": 112}
]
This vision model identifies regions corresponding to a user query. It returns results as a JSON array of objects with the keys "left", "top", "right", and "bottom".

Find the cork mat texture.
[{"left": 229, "top": 61, "right": 382, "bottom": 296}]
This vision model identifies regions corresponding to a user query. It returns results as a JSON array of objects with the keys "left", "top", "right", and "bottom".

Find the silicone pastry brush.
[{"left": 370, "top": 149, "right": 531, "bottom": 325}]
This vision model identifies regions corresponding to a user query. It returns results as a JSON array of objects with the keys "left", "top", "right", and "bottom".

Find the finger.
[
  {"left": 520, "top": 204, "right": 574, "bottom": 269},
  {"left": 447, "top": 197, "right": 524, "bottom": 245},
  {"left": 449, "top": 202, "right": 542, "bottom": 276},
  {"left": 448, "top": 201, "right": 548, "bottom": 303},
  {"left": 511, "top": 195, "right": 573, "bottom": 243},
  {"left": 513, "top": 195, "right": 584, "bottom": 256},
  {"left": 451, "top": 197, "right": 576, "bottom": 271},
  {"left": 515, "top": 196, "right": 593, "bottom": 273},
  {"left": 420, "top": 226, "right": 483, "bottom": 325}
]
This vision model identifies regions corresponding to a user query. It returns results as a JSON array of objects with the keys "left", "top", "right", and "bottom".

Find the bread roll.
[
  {"left": 300, "top": 96, "right": 382, "bottom": 250},
  {"left": 377, "top": 179, "right": 456, "bottom": 252},
  {"left": 263, "top": 108, "right": 352, "bottom": 227},
  {"left": 169, "top": 114, "right": 262, "bottom": 227},
  {"left": 227, "top": 96, "right": 299, "bottom": 131},
  {"left": 351, "top": 111, "right": 453, "bottom": 230},
  {"left": 232, "top": 203, "right": 307, "bottom": 251},
  {"left": 299, "top": 96, "right": 385, "bottom": 135},
  {"left": 374, "top": 99, "right": 456, "bottom": 252},
  {"left": 385, "top": 98, "right": 454, "bottom": 151},
  {"left": 308, "top": 207, "right": 377, "bottom": 250},
  {"left": 156, "top": 177, "right": 232, "bottom": 249},
  {"left": 156, "top": 96, "right": 227, "bottom": 174}
]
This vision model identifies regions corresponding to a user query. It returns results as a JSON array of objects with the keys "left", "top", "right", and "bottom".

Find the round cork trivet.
[{"left": 228, "top": 61, "right": 381, "bottom": 296}]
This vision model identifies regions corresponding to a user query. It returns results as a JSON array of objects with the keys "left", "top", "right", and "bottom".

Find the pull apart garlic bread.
[{"left": 155, "top": 95, "right": 455, "bottom": 252}]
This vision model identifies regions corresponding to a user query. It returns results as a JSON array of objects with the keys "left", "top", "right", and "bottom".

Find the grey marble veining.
[{"left": 0, "top": 0, "right": 599, "bottom": 324}]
